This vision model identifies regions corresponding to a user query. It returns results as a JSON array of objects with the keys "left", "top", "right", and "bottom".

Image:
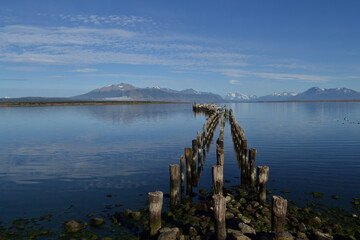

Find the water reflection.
[
  {"left": 0, "top": 103, "right": 206, "bottom": 221},
  {"left": 82, "top": 103, "right": 190, "bottom": 123}
]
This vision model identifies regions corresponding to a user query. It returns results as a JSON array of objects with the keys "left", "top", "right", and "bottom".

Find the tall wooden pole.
[
  {"left": 184, "top": 148, "right": 192, "bottom": 195},
  {"left": 272, "top": 195, "right": 287, "bottom": 233},
  {"left": 249, "top": 148, "right": 257, "bottom": 188},
  {"left": 212, "top": 165, "right": 223, "bottom": 195},
  {"left": 169, "top": 164, "right": 179, "bottom": 206},
  {"left": 213, "top": 194, "right": 226, "bottom": 240},
  {"left": 148, "top": 191, "right": 163, "bottom": 237},
  {"left": 258, "top": 166, "right": 269, "bottom": 203}
]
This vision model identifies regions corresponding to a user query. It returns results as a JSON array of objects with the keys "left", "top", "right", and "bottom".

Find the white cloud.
[
  {"left": 216, "top": 68, "right": 331, "bottom": 82},
  {"left": 0, "top": 21, "right": 337, "bottom": 85},
  {"left": 0, "top": 25, "right": 137, "bottom": 47},
  {"left": 71, "top": 68, "right": 98, "bottom": 73},
  {"left": 81, "top": 73, "right": 165, "bottom": 79},
  {"left": 229, "top": 80, "right": 240, "bottom": 85},
  {"left": 264, "top": 63, "right": 311, "bottom": 70},
  {"left": 59, "top": 14, "right": 152, "bottom": 27}
]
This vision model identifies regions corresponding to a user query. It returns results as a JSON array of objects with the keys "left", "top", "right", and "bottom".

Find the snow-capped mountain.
[
  {"left": 226, "top": 87, "right": 360, "bottom": 101},
  {"left": 293, "top": 87, "right": 360, "bottom": 100},
  {"left": 92, "top": 83, "right": 136, "bottom": 92},
  {"left": 256, "top": 91, "right": 298, "bottom": 101},
  {"left": 73, "top": 83, "right": 223, "bottom": 102},
  {"left": 270, "top": 92, "right": 298, "bottom": 97},
  {"left": 225, "top": 93, "right": 258, "bottom": 101}
]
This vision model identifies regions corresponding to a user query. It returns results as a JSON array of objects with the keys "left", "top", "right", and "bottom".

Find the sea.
[{"left": 0, "top": 102, "right": 359, "bottom": 225}]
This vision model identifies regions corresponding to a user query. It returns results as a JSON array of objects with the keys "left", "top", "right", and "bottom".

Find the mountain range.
[
  {"left": 1, "top": 85, "right": 360, "bottom": 103},
  {"left": 226, "top": 87, "right": 360, "bottom": 101},
  {"left": 73, "top": 83, "right": 223, "bottom": 102}
]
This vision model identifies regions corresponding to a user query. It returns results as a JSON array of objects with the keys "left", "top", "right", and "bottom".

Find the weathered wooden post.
[
  {"left": 249, "top": 148, "right": 257, "bottom": 188},
  {"left": 213, "top": 194, "right": 226, "bottom": 240},
  {"left": 202, "top": 124, "right": 207, "bottom": 142},
  {"left": 212, "top": 165, "right": 223, "bottom": 195},
  {"left": 217, "top": 138, "right": 224, "bottom": 150},
  {"left": 258, "top": 165, "right": 269, "bottom": 203},
  {"left": 180, "top": 155, "right": 185, "bottom": 188},
  {"left": 272, "top": 195, "right": 287, "bottom": 233},
  {"left": 169, "top": 164, "right": 179, "bottom": 206},
  {"left": 241, "top": 139, "right": 247, "bottom": 152},
  {"left": 197, "top": 132, "right": 202, "bottom": 149},
  {"left": 217, "top": 148, "right": 224, "bottom": 166},
  {"left": 240, "top": 143, "right": 248, "bottom": 185},
  {"left": 180, "top": 155, "right": 185, "bottom": 199},
  {"left": 216, "top": 138, "right": 224, "bottom": 162},
  {"left": 148, "top": 191, "right": 163, "bottom": 237},
  {"left": 197, "top": 132, "right": 202, "bottom": 162},
  {"left": 192, "top": 139, "right": 198, "bottom": 158},
  {"left": 184, "top": 148, "right": 192, "bottom": 195},
  {"left": 191, "top": 139, "right": 198, "bottom": 186}
]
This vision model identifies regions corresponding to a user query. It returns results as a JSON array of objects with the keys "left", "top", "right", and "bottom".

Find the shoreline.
[
  {"left": 224, "top": 99, "right": 360, "bottom": 103},
  {"left": 1, "top": 99, "right": 360, "bottom": 107},
  {"left": 0, "top": 101, "right": 189, "bottom": 107}
]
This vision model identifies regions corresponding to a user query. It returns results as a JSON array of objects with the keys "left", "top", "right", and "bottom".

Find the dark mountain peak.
[
  {"left": 227, "top": 86, "right": 360, "bottom": 102},
  {"left": 73, "top": 83, "right": 223, "bottom": 102},
  {"left": 92, "top": 83, "right": 137, "bottom": 92},
  {"left": 301, "top": 87, "right": 359, "bottom": 96},
  {"left": 304, "top": 87, "right": 325, "bottom": 94},
  {"left": 330, "top": 87, "right": 357, "bottom": 94}
]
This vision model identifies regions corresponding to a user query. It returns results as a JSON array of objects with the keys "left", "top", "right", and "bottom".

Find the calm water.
[{"left": 0, "top": 102, "right": 359, "bottom": 224}]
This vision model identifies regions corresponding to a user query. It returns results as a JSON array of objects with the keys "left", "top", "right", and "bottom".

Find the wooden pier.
[{"left": 147, "top": 103, "right": 292, "bottom": 240}]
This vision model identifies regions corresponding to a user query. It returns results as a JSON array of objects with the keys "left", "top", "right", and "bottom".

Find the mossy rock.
[
  {"left": 123, "top": 209, "right": 133, "bottom": 218},
  {"left": 39, "top": 214, "right": 52, "bottom": 221},
  {"left": 64, "top": 220, "right": 83, "bottom": 233},
  {"left": 312, "top": 192, "right": 324, "bottom": 198},
  {"left": 199, "top": 189, "right": 208, "bottom": 195},
  {"left": 89, "top": 218, "right": 105, "bottom": 227},
  {"left": 331, "top": 195, "right": 340, "bottom": 200},
  {"left": 239, "top": 198, "right": 247, "bottom": 204},
  {"left": 131, "top": 211, "right": 142, "bottom": 220}
]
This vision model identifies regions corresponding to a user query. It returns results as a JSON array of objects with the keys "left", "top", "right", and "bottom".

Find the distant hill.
[
  {"left": 73, "top": 83, "right": 223, "bottom": 103},
  {"left": 226, "top": 87, "right": 360, "bottom": 102},
  {"left": 0, "top": 97, "right": 70, "bottom": 103},
  {"left": 292, "top": 87, "right": 360, "bottom": 101},
  {"left": 2, "top": 86, "right": 359, "bottom": 104}
]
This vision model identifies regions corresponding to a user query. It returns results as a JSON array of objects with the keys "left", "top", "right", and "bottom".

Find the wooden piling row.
[
  {"left": 147, "top": 104, "right": 284, "bottom": 238},
  {"left": 184, "top": 147, "right": 193, "bottom": 195},
  {"left": 228, "top": 109, "right": 246, "bottom": 150},
  {"left": 203, "top": 112, "right": 220, "bottom": 149},
  {"left": 193, "top": 103, "right": 224, "bottom": 115},
  {"left": 229, "top": 110, "right": 271, "bottom": 204},
  {"left": 219, "top": 111, "right": 226, "bottom": 141}
]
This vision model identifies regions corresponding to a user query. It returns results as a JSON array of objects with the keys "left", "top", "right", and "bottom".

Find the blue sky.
[{"left": 1, "top": 0, "right": 360, "bottom": 97}]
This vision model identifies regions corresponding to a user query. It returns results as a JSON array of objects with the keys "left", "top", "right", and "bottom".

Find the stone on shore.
[
  {"left": 158, "top": 227, "right": 180, "bottom": 240},
  {"left": 314, "top": 231, "right": 334, "bottom": 240},
  {"left": 64, "top": 220, "right": 83, "bottom": 233}
]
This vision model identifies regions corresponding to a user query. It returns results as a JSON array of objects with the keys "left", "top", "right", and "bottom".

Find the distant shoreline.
[
  {"left": 0, "top": 101, "right": 189, "bottom": 107},
  {"left": 243, "top": 99, "right": 360, "bottom": 103},
  {"left": 1, "top": 99, "right": 360, "bottom": 107}
]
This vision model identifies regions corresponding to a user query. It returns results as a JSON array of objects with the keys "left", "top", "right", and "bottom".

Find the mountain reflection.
[{"left": 81, "top": 103, "right": 190, "bottom": 123}]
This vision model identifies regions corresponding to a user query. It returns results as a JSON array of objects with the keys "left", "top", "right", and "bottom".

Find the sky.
[{"left": 1, "top": 0, "right": 360, "bottom": 98}]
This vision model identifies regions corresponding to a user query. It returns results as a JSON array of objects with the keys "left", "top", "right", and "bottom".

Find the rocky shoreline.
[{"left": 0, "top": 185, "right": 359, "bottom": 239}]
